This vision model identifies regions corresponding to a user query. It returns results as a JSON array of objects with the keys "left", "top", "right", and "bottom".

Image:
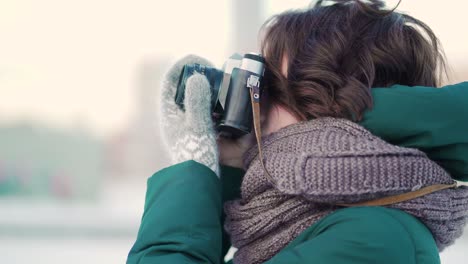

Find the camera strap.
[
  {"left": 337, "top": 182, "right": 457, "bottom": 207},
  {"left": 248, "top": 79, "right": 276, "bottom": 185},
  {"left": 247, "top": 78, "right": 457, "bottom": 206}
]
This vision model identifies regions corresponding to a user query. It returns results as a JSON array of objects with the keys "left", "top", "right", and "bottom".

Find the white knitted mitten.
[{"left": 159, "top": 55, "right": 219, "bottom": 176}]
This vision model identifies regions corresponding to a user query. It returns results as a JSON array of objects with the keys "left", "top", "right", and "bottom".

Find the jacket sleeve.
[
  {"left": 361, "top": 82, "right": 468, "bottom": 181},
  {"left": 127, "top": 160, "right": 223, "bottom": 264},
  {"left": 220, "top": 165, "right": 245, "bottom": 258}
]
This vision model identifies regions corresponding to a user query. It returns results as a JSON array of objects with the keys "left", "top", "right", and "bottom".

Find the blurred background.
[{"left": 0, "top": 0, "right": 467, "bottom": 263}]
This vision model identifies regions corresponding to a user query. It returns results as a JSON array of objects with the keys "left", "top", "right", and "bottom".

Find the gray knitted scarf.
[{"left": 224, "top": 118, "right": 468, "bottom": 264}]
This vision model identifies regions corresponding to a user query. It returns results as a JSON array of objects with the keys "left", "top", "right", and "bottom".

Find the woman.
[{"left": 128, "top": 0, "right": 468, "bottom": 263}]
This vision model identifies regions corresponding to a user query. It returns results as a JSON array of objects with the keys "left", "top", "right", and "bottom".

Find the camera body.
[{"left": 175, "top": 53, "right": 265, "bottom": 138}]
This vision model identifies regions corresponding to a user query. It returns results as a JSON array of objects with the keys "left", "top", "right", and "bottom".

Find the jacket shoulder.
[{"left": 267, "top": 207, "right": 440, "bottom": 264}]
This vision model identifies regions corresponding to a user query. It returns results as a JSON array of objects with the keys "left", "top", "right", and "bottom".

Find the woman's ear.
[{"left": 281, "top": 54, "right": 288, "bottom": 77}]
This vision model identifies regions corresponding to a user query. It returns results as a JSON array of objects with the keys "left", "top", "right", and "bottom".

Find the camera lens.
[
  {"left": 218, "top": 53, "right": 265, "bottom": 138},
  {"left": 240, "top": 53, "right": 265, "bottom": 76},
  {"left": 244, "top": 53, "right": 265, "bottom": 63}
]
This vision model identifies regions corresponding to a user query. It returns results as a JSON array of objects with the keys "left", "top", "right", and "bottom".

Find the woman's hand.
[
  {"left": 159, "top": 55, "right": 220, "bottom": 176},
  {"left": 217, "top": 132, "right": 255, "bottom": 169}
]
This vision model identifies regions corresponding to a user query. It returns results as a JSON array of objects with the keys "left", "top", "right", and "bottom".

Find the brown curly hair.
[{"left": 260, "top": 0, "right": 447, "bottom": 121}]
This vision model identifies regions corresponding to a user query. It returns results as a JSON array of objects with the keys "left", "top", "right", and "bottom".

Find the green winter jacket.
[{"left": 127, "top": 82, "right": 468, "bottom": 264}]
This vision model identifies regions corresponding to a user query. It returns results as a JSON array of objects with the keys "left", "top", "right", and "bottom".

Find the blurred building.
[
  {"left": 104, "top": 57, "right": 171, "bottom": 179},
  {"left": 451, "top": 62, "right": 468, "bottom": 84},
  {"left": 0, "top": 121, "right": 103, "bottom": 200},
  {"left": 232, "top": 0, "right": 265, "bottom": 54}
]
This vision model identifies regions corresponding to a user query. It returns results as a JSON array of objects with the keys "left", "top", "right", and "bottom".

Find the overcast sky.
[{"left": 1, "top": 0, "right": 467, "bottom": 137}]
